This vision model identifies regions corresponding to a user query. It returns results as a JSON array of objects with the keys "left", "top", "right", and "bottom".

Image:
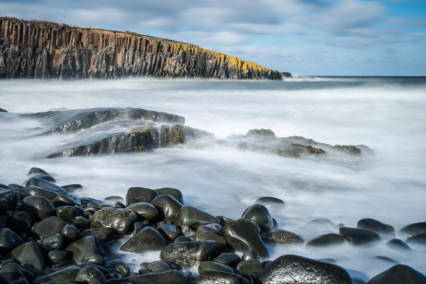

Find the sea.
[{"left": 1, "top": 76, "right": 425, "bottom": 280}]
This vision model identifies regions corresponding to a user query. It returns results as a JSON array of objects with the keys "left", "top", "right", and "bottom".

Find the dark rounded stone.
[
  {"left": 258, "top": 254, "right": 352, "bottom": 284},
  {"left": 60, "top": 224, "right": 79, "bottom": 240},
  {"left": 174, "top": 236, "right": 192, "bottom": 243},
  {"left": 91, "top": 207, "right": 137, "bottom": 234},
  {"left": 196, "top": 223, "right": 223, "bottom": 234},
  {"left": 7, "top": 183, "right": 25, "bottom": 193},
  {"left": 198, "top": 261, "right": 234, "bottom": 274},
  {"left": 261, "top": 229, "right": 304, "bottom": 244},
  {"left": 155, "top": 187, "right": 184, "bottom": 204},
  {"left": 386, "top": 239, "right": 411, "bottom": 250},
  {"left": 56, "top": 206, "right": 77, "bottom": 221},
  {"left": 160, "top": 241, "right": 226, "bottom": 267},
  {"left": 0, "top": 262, "right": 31, "bottom": 284},
  {"left": 72, "top": 216, "right": 90, "bottom": 229},
  {"left": 80, "top": 253, "right": 104, "bottom": 266},
  {"left": 195, "top": 270, "right": 249, "bottom": 284},
  {"left": 221, "top": 219, "right": 269, "bottom": 259},
  {"left": 11, "top": 241, "right": 45, "bottom": 274},
  {"left": 8, "top": 210, "right": 36, "bottom": 233},
  {"left": 214, "top": 252, "right": 241, "bottom": 267},
  {"left": 104, "top": 196, "right": 123, "bottom": 202},
  {"left": 0, "top": 227, "right": 24, "bottom": 254},
  {"left": 151, "top": 194, "right": 182, "bottom": 222},
  {"left": 27, "top": 167, "right": 49, "bottom": 176},
  {"left": 115, "top": 201, "right": 125, "bottom": 208},
  {"left": 132, "top": 222, "right": 147, "bottom": 234},
  {"left": 33, "top": 265, "right": 81, "bottom": 283},
  {"left": 22, "top": 195, "right": 55, "bottom": 220},
  {"left": 33, "top": 216, "right": 66, "bottom": 236},
  {"left": 25, "top": 177, "right": 67, "bottom": 195},
  {"left": 65, "top": 236, "right": 104, "bottom": 263},
  {"left": 25, "top": 186, "right": 58, "bottom": 200},
  {"left": 339, "top": 227, "right": 381, "bottom": 245},
  {"left": 0, "top": 188, "right": 18, "bottom": 214},
  {"left": 367, "top": 264, "right": 426, "bottom": 284},
  {"left": 242, "top": 250, "right": 258, "bottom": 261},
  {"left": 120, "top": 226, "right": 167, "bottom": 253},
  {"left": 145, "top": 260, "right": 172, "bottom": 272},
  {"left": 75, "top": 264, "right": 106, "bottom": 284},
  {"left": 51, "top": 195, "right": 77, "bottom": 207},
  {"left": 399, "top": 222, "right": 426, "bottom": 237},
  {"left": 80, "top": 227, "right": 115, "bottom": 242},
  {"left": 175, "top": 206, "right": 220, "bottom": 229},
  {"left": 48, "top": 250, "right": 72, "bottom": 265},
  {"left": 241, "top": 204, "right": 274, "bottom": 232},
  {"left": 307, "top": 233, "right": 345, "bottom": 247},
  {"left": 255, "top": 196, "right": 285, "bottom": 208},
  {"left": 195, "top": 231, "right": 227, "bottom": 244},
  {"left": 237, "top": 259, "right": 262, "bottom": 274},
  {"left": 158, "top": 223, "right": 181, "bottom": 240},
  {"left": 126, "top": 202, "right": 158, "bottom": 221},
  {"left": 61, "top": 184, "right": 83, "bottom": 192},
  {"left": 40, "top": 233, "right": 65, "bottom": 250},
  {"left": 406, "top": 233, "right": 426, "bottom": 246},
  {"left": 106, "top": 260, "right": 130, "bottom": 278},
  {"left": 126, "top": 187, "right": 159, "bottom": 206},
  {"left": 107, "top": 270, "right": 187, "bottom": 284},
  {"left": 357, "top": 218, "right": 395, "bottom": 237}
]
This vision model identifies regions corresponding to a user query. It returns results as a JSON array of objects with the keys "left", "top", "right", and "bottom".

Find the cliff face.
[{"left": 0, "top": 17, "right": 283, "bottom": 80}]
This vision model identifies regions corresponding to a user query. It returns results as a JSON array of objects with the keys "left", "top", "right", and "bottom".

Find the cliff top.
[{"left": 0, "top": 16, "right": 277, "bottom": 74}]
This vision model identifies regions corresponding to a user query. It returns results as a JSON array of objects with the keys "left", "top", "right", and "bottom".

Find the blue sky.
[{"left": 1, "top": 0, "right": 425, "bottom": 76}]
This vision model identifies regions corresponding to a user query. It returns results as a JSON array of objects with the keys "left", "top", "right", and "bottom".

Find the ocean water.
[{"left": 1, "top": 77, "right": 426, "bottom": 280}]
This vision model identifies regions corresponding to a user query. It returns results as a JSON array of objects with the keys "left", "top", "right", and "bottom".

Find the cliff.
[{"left": 0, "top": 17, "right": 284, "bottom": 80}]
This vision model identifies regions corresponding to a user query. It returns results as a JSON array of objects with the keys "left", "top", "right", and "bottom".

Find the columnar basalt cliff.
[{"left": 0, "top": 17, "right": 284, "bottom": 79}]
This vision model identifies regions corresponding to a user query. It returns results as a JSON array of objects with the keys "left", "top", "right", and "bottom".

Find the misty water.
[{"left": 1, "top": 77, "right": 426, "bottom": 280}]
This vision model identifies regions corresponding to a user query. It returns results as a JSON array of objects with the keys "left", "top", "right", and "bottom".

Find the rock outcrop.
[{"left": 0, "top": 17, "right": 284, "bottom": 80}]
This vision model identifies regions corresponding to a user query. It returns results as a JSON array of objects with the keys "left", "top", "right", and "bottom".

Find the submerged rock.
[
  {"left": 339, "top": 227, "right": 381, "bottom": 245},
  {"left": 400, "top": 222, "right": 426, "bottom": 237},
  {"left": 357, "top": 218, "right": 395, "bottom": 237},
  {"left": 120, "top": 226, "right": 167, "bottom": 253},
  {"left": 90, "top": 207, "right": 137, "bottom": 234},
  {"left": 367, "top": 264, "right": 426, "bottom": 284},
  {"left": 258, "top": 254, "right": 352, "bottom": 284}
]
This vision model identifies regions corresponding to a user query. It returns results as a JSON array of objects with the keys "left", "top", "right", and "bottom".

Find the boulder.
[
  {"left": 0, "top": 188, "right": 18, "bottom": 213},
  {"left": 126, "top": 202, "right": 159, "bottom": 221},
  {"left": 175, "top": 206, "right": 220, "bottom": 229},
  {"left": 120, "top": 226, "right": 167, "bottom": 253},
  {"left": 0, "top": 227, "right": 24, "bottom": 254},
  {"left": 400, "top": 222, "right": 426, "bottom": 237},
  {"left": 258, "top": 254, "right": 352, "bottom": 284},
  {"left": 307, "top": 233, "right": 345, "bottom": 247},
  {"left": 241, "top": 204, "right": 274, "bottom": 232},
  {"left": 151, "top": 194, "right": 183, "bottom": 222},
  {"left": 11, "top": 241, "right": 45, "bottom": 274},
  {"left": 357, "top": 218, "right": 395, "bottom": 236},
  {"left": 155, "top": 187, "right": 184, "bottom": 204},
  {"left": 32, "top": 216, "right": 66, "bottom": 236},
  {"left": 198, "top": 261, "right": 234, "bottom": 274},
  {"left": 261, "top": 229, "right": 304, "bottom": 244},
  {"left": 22, "top": 195, "right": 56, "bottom": 220},
  {"left": 195, "top": 271, "right": 249, "bottom": 284},
  {"left": 91, "top": 207, "right": 137, "bottom": 234},
  {"left": 221, "top": 219, "right": 269, "bottom": 259},
  {"left": 126, "top": 187, "right": 159, "bottom": 205},
  {"left": 339, "top": 227, "right": 380, "bottom": 245},
  {"left": 65, "top": 236, "right": 104, "bottom": 263},
  {"left": 367, "top": 264, "right": 426, "bottom": 284}
]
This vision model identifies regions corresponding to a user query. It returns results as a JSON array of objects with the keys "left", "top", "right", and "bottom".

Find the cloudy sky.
[{"left": 1, "top": 0, "right": 425, "bottom": 76}]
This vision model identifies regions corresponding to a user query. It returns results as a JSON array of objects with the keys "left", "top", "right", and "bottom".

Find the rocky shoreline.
[{"left": 1, "top": 168, "right": 426, "bottom": 283}]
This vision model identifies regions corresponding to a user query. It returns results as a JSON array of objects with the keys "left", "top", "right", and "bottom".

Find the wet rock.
[
  {"left": 48, "top": 250, "right": 72, "bottom": 266},
  {"left": 22, "top": 195, "right": 56, "bottom": 220},
  {"left": 106, "top": 260, "right": 130, "bottom": 278},
  {"left": 175, "top": 206, "right": 220, "bottom": 229},
  {"left": 195, "top": 270, "right": 249, "bottom": 284},
  {"left": 33, "top": 216, "right": 66, "bottom": 236},
  {"left": 126, "top": 187, "right": 159, "bottom": 205},
  {"left": 0, "top": 262, "right": 31, "bottom": 284},
  {"left": 155, "top": 187, "right": 184, "bottom": 204},
  {"left": 51, "top": 195, "right": 77, "bottom": 207},
  {"left": 75, "top": 264, "right": 106, "bottom": 284},
  {"left": 242, "top": 250, "right": 258, "bottom": 261},
  {"left": 258, "top": 254, "right": 352, "bottom": 284},
  {"left": 80, "top": 227, "right": 115, "bottom": 242},
  {"left": 158, "top": 223, "right": 180, "bottom": 240},
  {"left": 126, "top": 202, "right": 158, "bottom": 221},
  {"left": 406, "top": 233, "right": 426, "bottom": 246},
  {"left": 61, "top": 184, "right": 83, "bottom": 191},
  {"left": 221, "top": 219, "right": 269, "bottom": 259},
  {"left": 367, "top": 264, "right": 426, "bottom": 284},
  {"left": 107, "top": 270, "right": 187, "bottom": 284},
  {"left": 160, "top": 241, "right": 225, "bottom": 267},
  {"left": 120, "top": 226, "right": 167, "bottom": 253},
  {"left": 0, "top": 108, "right": 7, "bottom": 112},
  {"left": 81, "top": 253, "right": 104, "bottom": 266},
  {"left": 255, "top": 196, "right": 285, "bottom": 208},
  {"left": 0, "top": 188, "right": 18, "bottom": 213},
  {"left": 11, "top": 241, "right": 45, "bottom": 274},
  {"left": 0, "top": 227, "right": 24, "bottom": 254},
  {"left": 196, "top": 223, "right": 223, "bottom": 234},
  {"left": 198, "top": 261, "right": 234, "bottom": 274},
  {"left": 60, "top": 224, "right": 79, "bottom": 240},
  {"left": 33, "top": 265, "right": 80, "bottom": 283},
  {"left": 237, "top": 259, "right": 262, "bottom": 274},
  {"left": 39, "top": 233, "right": 65, "bottom": 250},
  {"left": 8, "top": 210, "right": 36, "bottom": 233},
  {"left": 214, "top": 252, "right": 241, "bottom": 267},
  {"left": 65, "top": 236, "right": 104, "bottom": 263},
  {"left": 25, "top": 177, "right": 67, "bottom": 195},
  {"left": 261, "top": 229, "right": 304, "bottom": 244},
  {"left": 151, "top": 194, "right": 183, "bottom": 222},
  {"left": 247, "top": 129, "right": 276, "bottom": 137},
  {"left": 386, "top": 239, "right": 411, "bottom": 250},
  {"left": 104, "top": 196, "right": 123, "bottom": 203},
  {"left": 339, "top": 227, "right": 381, "bottom": 245},
  {"left": 91, "top": 207, "right": 137, "bottom": 234},
  {"left": 400, "top": 222, "right": 426, "bottom": 237},
  {"left": 357, "top": 218, "right": 395, "bottom": 237},
  {"left": 25, "top": 186, "right": 58, "bottom": 200},
  {"left": 195, "top": 231, "right": 227, "bottom": 244},
  {"left": 144, "top": 260, "right": 171, "bottom": 272},
  {"left": 307, "top": 233, "right": 345, "bottom": 247},
  {"left": 56, "top": 206, "right": 77, "bottom": 221},
  {"left": 241, "top": 204, "right": 274, "bottom": 232}
]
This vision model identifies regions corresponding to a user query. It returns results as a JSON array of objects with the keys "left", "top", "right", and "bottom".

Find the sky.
[{"left": 1, "top": 0, "right": 425, "bottom": 76}]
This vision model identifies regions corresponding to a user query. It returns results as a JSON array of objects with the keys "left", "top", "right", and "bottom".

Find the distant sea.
[{"left": 1, "top": 76, "right": 425, "bottom": 279}]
